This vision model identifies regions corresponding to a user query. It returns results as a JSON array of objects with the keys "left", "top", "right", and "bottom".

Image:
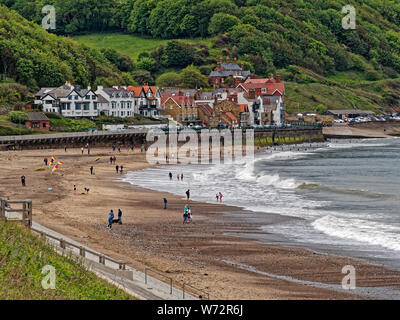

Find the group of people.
[
  {"left": 183, "top": 204, "right": 192, "bottom": 224},
  {"left": 168, "top": 172, "right": 184, "bottom": 181},
  {"left": 107, "top": 209, "right": 123, "bottom": 229},
  {"left": 216, "top": 192, "right": 223, "bottom": 202},
  {"left": 73, "top": 184, "right": 90, "bottom": 194}
]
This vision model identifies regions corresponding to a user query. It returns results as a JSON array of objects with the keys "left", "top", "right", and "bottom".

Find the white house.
[
  {"left": 95, "top": 85, "right": 136, "bottom": 117},
  {"left": 34, "top": 82, "right": 99, "bottom": 118}
]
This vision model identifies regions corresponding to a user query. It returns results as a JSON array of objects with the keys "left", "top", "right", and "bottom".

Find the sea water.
[{"left": 123, "top": 138, "right": 400, "bottom": 269}]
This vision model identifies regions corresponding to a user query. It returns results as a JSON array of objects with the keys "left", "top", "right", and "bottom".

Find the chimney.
[
  {"left": 87, "top": 84, "right": 91, "bottom": 91},
  {"left": 276, "top": 73, "right": 281, "bottom": 83},
  {"left": 241, "top": 63, "right": 244, "bottom": 71},
  {"left": 97, "top": 84, "right": 103, "bottom": 91},
  {"left": 234, "top": 57, "right": 237, "bottom": 63}
]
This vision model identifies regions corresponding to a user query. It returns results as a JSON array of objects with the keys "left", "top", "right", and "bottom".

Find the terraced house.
[
  {"left": 127, "top": 84, "right": 162, "bottom": 118},
  {"left": 34, "top": 81, "right": 99, "bottom": 118},
  {"left": 95, "top": 85, "right": 136, "bottom": 117}
]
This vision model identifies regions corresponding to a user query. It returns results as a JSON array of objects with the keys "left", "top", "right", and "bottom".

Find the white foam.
[{"left": 312, "top": 215, "right": 400, "bottom": 251}]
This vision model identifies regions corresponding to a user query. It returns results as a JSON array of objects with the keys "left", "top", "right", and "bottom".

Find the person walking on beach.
[
  {"left": 109, "top": 156, "right": 113, "bottom": 165},
  {"left": 81, "top": 147, "right": 84, "bottom": 155},
  {"left": 117, "top": 209, "right": 123, "bottom": 224},
  {"left": 177, "top": 174, "right": 180, "bottom": 181},
  {"left": 90, "top": 166, "right": 94, "bottom": 175},
  {"left": 216, "top": 193, "right": 219, "bottom": 202},
  {"left": 163, "top": 197, "right": 167, "bottom": 209},
  {"left": 44, "top": 157, "right": 48, "bottom": 166},
  {"left": 120, "top": 166, "right": 124, "bottom": 174},
  {"left": 186, "top": 189, "right": 190, "bottom": 200},
  {"left": 183, "top": 205, "right": 188, "bottom": 224},
  {"left": 64, "top": 146, "right": 67, "bottom": 152},
  {"left": 74, "top": 184, "right": 76, "bottom": 194},
  {"left": 107, "top": 210, "right": 114, "bottom": 229},
  {"left": 113, "top": 156, "right": 116, "bottom": 164},
  {"left": 181, "top": 173, "right": 183, "bottom": 181},
  {"left": 21, "top": 175, "right": 26, "bottom": 187},
  {"left": 88, "top": 147, "right": 90, "bottom": 155},
  {"left": 187, "top": 207, "right": 192, "bottom": 223},
  {"left": 116, "top": 165, "right": 119, "bottom": 173},
  {"left": 219, "top": 192, "right": 223, "bottom": 202},
  {"left": 169, "top": 172, "right": 172, "bottom": 180}
]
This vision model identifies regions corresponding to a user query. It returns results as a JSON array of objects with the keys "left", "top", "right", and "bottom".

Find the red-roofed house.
[
  {"left": 237, "top": 74, "right": 285, "bottom": 126},
  {"left": 126, "top": 84, "right": 162, "bottom": 118}
]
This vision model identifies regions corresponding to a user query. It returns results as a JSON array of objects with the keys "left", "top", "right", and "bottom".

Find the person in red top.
[{"left": 44, "top": 157, "right": 48, "bottom": 166}]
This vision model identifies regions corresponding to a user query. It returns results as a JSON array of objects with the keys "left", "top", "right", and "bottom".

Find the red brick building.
[{"left": 25, "top": 112, "right": 49, "bottom": 130}]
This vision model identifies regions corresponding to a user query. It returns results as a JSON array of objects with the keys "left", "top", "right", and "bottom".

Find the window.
[
  {"left": 45, "top": 100, "right": 53, "bottom": 105},
  {"left": 94, "top": 102, "right": 97, "bottom": 110},
  {"left": 74, "top": 96, "right": 78, "bottom": 100},
  {"left": 261, "top": 88, "right": 267, "bottom": 93},
  {"left": 42, "top": 123, "right": 47, "bottom": 128},
  {"left": 121, "top": 111, "right": 125, "bottom": 116},
  {"left": 85, "top": 95, "right": 90, "bottom": 100},
  {"left": 84, "top": 103, "right": 89, "bottom": 110},
  {"left": 92, "top": 95, "right": 96, "bottom": 100},
  {"left": 112, "top": 102, "right": 116, "bottom": 109},
  {"left": 75, "top": 103, "right": 81, "bottom": 110},
  {"left": 68, "top": 96, "right": 72, "bottom": 100}
]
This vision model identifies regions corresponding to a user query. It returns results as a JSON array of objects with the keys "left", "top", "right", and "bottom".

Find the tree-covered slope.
[
  {"left": 0, "top": 5, "right": 124, "bottom": 89},
  {"left": 3, "top": 0, "right": 400, "bottom": 79}
]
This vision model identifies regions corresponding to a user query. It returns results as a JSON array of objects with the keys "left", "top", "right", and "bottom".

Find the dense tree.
[
  {"left": 156, "top": 72, "right": 181, "bottom": 88},
  {"left": 179, "top": 65, "right": 208, "bottom": 88},
  {"left": 208, "top": 13, "right": 240, "bottom": 35},
  {"left": 132, "top": 69, "right": 154, "bottom": 85}
]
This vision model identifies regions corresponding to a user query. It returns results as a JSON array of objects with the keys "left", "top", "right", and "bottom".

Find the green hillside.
[
  {"left": 0, "top": 222, "right": 133, "bottom": 299},
  {"left": 73, "top": 33, "right": 214, "bottom": 61},
  {"left": 0, "top": 5, "right": 127, "bottom": 90},
  {"left": 1, "top": 1, "right": 400, "bottom": 113}
]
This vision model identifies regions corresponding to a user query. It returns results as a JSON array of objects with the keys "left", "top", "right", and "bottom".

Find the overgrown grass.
[
  {"left": 0, "top": 222, "right": 134, "bottom": 300},
  {"left": 0, "top": 125, "right": 47, "bottom": 136},
  {"left": 49, "top": 117, "right": 98, "bottom": 132},
  {"left": 73, "top": 33, "right": 213, "bottom": 61},
  {"left": 285, "top": 73, "right": 400, "bottom": 114}
]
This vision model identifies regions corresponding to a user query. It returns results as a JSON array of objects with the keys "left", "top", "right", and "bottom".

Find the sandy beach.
[{"left": 1, "top": 146, "right": 400, "bottom": 300}]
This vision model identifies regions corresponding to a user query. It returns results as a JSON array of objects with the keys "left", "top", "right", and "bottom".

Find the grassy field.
[
  {"left": 0, "top": 222, "right": 134, "bottom": 300},
  {"left": 73, "top": 33, "right": 214, "bottom": 61}
]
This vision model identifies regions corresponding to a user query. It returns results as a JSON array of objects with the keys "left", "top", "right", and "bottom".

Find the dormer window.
[{"left": 261, "top": 88, "right": 267, "bottom": 93}]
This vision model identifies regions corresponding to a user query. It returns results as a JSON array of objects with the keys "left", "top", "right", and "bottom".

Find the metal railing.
[
  {"left": 31, "top": 227, "right": 129, "bottom": 270},
  {"left": 145, "top": 268, "right": 173, "bottom": 295},
  {"left": 183, "top": 283, "right": 210, "bottom": 300}
]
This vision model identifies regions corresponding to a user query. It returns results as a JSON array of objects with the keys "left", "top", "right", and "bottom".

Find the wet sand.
[{"left": 1, "top": 146, "right": 400, "bottom": 299}]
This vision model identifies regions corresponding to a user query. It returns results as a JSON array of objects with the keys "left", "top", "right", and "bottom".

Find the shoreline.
[{"left": 1, "top": 146, "right": 400, "bottom": 299}]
